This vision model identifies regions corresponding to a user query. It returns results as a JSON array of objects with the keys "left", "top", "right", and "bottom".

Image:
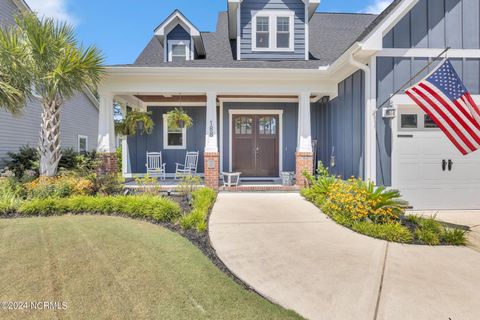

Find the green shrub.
[
  {"left": 180, "top": 188, "right": 217, "bottom": 232},
  {"left": 416, "top": 228, "right": 440, "bottom": 245},
  {"left": 442, "top": 228, "right": 467, "bottom": 246},
  {"left": 352, "top": 222, "right": 413, "bottom": 243},
  {"left": 91, "top": 173, "right": 123, "bottom": 195},
  {"left": 18, "top": 195, "right": 182, "bottom": 222},
  {"left": 4, "top": 145, "right": 39, "bottom": 179}
]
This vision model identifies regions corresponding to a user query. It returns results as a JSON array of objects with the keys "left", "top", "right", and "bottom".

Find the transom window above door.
[
  {"left": 168, "top": 40, "right": 190, "bottom": 62},
  {"left": 252, "top": 11, "right": 294, "bottom": 51}
]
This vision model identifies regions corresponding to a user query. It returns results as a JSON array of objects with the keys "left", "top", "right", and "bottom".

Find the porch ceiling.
[{"left": 133, "top": 94, "right": 318, "bottom": 103}]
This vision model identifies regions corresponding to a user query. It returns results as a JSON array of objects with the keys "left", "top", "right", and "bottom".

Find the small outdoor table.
[{"left": 222, "top": 172, "right": 241, "bottom": 187}]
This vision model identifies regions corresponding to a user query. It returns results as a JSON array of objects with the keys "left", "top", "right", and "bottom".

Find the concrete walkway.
[{"left": 209, "top": 193, "right": 480, "bottom": 320}]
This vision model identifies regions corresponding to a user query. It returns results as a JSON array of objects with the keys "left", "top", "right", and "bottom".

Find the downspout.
[{"left": 348, "top": 48, "right": 374, "bottom": 183}]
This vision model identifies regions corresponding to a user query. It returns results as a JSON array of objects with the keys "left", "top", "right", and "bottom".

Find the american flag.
[{"left": 405, "top": 59, "right": 480, "bottom": 155}]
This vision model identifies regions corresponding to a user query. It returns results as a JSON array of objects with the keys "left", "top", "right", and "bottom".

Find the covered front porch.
[{"left": 97, "top": 67, "right": 339, "bottom": 189}]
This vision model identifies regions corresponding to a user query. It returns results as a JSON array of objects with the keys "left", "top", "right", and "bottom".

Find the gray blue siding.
[
  {"left": 222, "top": 102, "right": 298, "bottom": 173},
  {"left": 166, "top": 24, "right": 191, "bottom": 58},
  {"left": 383, "top": 0, "right": 480, "bottom": 49},
  {"left": 240, "top": 0, "right": 306, "bottom": 60},
  {"left": 376, "top": 57, "right": 480, "bottom": 185},
  {"left": 0, "top": 0, "right": 17, "bottom": 28},
  {"left": 312, "top": 71, "right": 365, "bottom": 179},
  {"left": 127, "top": 107, "right": 206, "bottom": 174}
]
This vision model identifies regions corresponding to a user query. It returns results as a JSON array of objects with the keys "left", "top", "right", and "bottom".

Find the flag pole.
[{"left": 374, "top": 47, "right": 451, "bottom": 114}]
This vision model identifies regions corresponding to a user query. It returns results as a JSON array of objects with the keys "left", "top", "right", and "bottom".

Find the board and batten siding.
[
  {"left": 240, "top": 0, "right": 306, "bottom": 60},
  {"left": 127, "top": 107, "right": 206, "bottom": 174},
  {"left": 312, "top": 70, "right": 365, "bottom": 180},
  {"left": 222, "top": 102, "right": 298, "bottom": 173},
  {"left": 377, "top": 0, "right": 480, "bottom": 186},
  {"left": 383, "top": 0, "right": 480, "bottom": 49}
]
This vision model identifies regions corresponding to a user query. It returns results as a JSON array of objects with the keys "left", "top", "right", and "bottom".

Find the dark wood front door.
[{"left": 232, "top": 114, "right": 279, "bottom": 177}]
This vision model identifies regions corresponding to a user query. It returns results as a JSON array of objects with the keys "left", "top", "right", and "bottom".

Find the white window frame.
[
  {"left": 167, "top": 40, "right": 191, "bottom": 62},
  {"left": 77, "top": 135, "right": 89, "bottom": 153},
  {"left": 163, "top": 114, "right": 187, "bottom": 150},
  {"left": 251, "top": 10, "right": 295, "bottom": 52}
]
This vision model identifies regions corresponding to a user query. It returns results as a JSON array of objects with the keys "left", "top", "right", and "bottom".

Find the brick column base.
[
  {"left": 296, "top": 152, "right": 314, "bottom": 187},
  {"left": 204, "top": 152, "right": 220, "bottom": 190},
  {"left": 97, "top": 152, "right": 118, "bottom": 175}
]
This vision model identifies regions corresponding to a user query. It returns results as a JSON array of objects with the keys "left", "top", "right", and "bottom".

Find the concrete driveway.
[{"left": 209, "top": 193, "right": 480, "bottom": 320}]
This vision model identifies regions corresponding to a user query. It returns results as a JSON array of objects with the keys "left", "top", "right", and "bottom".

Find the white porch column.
[
  {"left": 97, "top": 92, "right": 116, "bottom": 153},
  {"left": 205, "top": 92, "right": 218, "bottom": 153},
  {"left": 297, "top": 92, "right": 313, "bottom": 153}
]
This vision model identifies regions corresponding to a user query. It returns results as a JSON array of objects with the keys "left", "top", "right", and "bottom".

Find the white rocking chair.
[
  {"left": 175, "top": 151, "right": 199, "bottom": 179},
  {"left": 145, "top": 152, "right": 166, "bottom": 180}
]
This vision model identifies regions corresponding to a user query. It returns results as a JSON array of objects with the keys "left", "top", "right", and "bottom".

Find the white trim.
[
  {"left": 162, "top": 114, "right": 187, "bottom": 150},
  {"left": 251, "top": 10, "right": 295, "bottom": 52},
  {"left": 228, "top": 109, "right": 284, "bottom": 177},
  {"left": 219, "top": 100, "right": 224, "bottom": 173},
  {"left": 219, "top": 97, "right": 299, "bottom": 103},
  {"left": 367, "top": 55, "right": 377, "bottom": 183},
  {"left": 125, "top": 173, "right": 205, "bottom": 179},
  {"left": 167, "top": 40, "right": 191, "bottom": 62},
  {"left": 77, "top": 135, "right": 89, "bottom": 153},
  {"left": 304, "top": 2, "right": 309, "bottom": 61},
  {"left": 237, "top": 1, "right": 241, "bottom": 60},
  {"left": 377, "top": 48, "right": 480, "bottom": 58},
  {"left": 141, "top": 102, "right": 206, "bottom": 107}
]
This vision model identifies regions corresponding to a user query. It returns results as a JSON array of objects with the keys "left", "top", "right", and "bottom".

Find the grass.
[{"left": 0, "top": 216, "right": 302, "bottom": 320}]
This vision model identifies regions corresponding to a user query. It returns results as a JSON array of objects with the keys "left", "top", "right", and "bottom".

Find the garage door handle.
[
  {"left": 442, "top": 159, "right": 447, "bottom": 171},
  {"left": 448, "top": 159, "right": 453, "bottom": 171}
]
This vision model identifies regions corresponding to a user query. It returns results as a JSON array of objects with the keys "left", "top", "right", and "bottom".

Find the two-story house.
[
  {"left": 0, "top": 0, "right": 99, "bottom": 164},
  {"left": 98, "top": 0, "right": 480, "bottom": 210}
]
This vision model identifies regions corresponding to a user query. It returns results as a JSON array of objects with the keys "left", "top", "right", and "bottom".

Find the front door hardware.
[{"left": 442, "top": 159, "right": 447, "bottom": 171}]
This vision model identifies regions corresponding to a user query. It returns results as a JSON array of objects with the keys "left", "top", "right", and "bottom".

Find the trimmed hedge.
[
  {"left": 18, "top": 195, "right": 182, "bottom": 222},
  {"left": 180, "top": 188, "right": 217, "bottom": 232}
]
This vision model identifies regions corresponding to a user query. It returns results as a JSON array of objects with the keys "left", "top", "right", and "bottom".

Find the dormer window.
[
  {"left": 168, "top": 40, "right": 190, "bottom": 62},
  {"left": 252, "top": 11, "right": 294, "bottom": 52}
]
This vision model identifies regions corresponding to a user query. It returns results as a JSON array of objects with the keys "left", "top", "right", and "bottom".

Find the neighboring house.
[
  {"left": 98, "top": 0, "right": 480, "bottom": 210},
  {"left": 0, "top": 0, "right": 99, "bottom": 164}
]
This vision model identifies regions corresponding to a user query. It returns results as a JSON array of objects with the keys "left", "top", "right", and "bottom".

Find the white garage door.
[{"left": 392, "top": 106, "right": 480, "bottom": 210}]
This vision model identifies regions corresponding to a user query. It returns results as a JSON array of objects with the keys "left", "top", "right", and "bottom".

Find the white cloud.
[
  {"left": 26, "top": 0, "right": 77, "bottom": 25},
  {"left": 363, "top": 0, "right": 394, "bottom": 14}
]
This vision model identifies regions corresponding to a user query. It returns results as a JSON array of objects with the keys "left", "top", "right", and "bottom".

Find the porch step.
[{"left": 220, "top": 185, "right": 300, "bottom": 192}]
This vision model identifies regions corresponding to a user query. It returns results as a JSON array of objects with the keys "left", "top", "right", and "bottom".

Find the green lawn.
[{"left": 0, "top": 216, "right": 302, "bottom": 320}]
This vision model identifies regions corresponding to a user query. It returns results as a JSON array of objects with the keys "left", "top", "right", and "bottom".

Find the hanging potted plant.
[
  {"left": 115, "top": 110, "right": 155, "bottom": 136},
  {"left": 167, "top": 108, "right": 193, "bottom": 129}
]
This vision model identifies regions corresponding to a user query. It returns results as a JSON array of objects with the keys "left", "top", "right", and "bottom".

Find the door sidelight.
[
  {"left": 442, "top": 159, "right": 447, "bottom": 171},
  {"left": 448, "top": 159, "right": 453, "bottom": 171}
]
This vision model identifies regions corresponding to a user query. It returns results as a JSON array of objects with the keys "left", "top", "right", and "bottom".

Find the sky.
[{"left": 25, "top": 0, "right": 394, "bottom": 65}]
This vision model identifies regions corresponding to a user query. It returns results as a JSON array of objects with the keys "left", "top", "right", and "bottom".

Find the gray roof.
[{"left": 112, "top": 11, "right": 377, "bottom": 69}]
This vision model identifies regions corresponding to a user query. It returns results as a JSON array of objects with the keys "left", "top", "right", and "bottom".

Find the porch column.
[
  {"left": 296, "top": 92, "right": 313, "bottom": 187},
  {"left": 97, "top": 92, "right": 117, "bottom": 174},
  {"left": 204, "top": 92, "right": 219, "bottom": 189}
]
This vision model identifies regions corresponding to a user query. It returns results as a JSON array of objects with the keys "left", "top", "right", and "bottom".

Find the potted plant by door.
[
  {"left": 114, "top": 110, "right": 155, "bottom": 136},
  {"left": 167, "top": 108, "right": 193, "bottom": 129}
]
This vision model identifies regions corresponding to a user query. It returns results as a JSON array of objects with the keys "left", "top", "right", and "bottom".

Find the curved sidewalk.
[{"left": 209, "top": 192, "right": 480, "bottom": 320}]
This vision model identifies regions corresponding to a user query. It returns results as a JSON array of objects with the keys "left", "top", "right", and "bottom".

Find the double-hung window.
[
  {"left": 168, "top": 40, "right": 190, "bottom": 62},
  {"left": 163, "top": 114, "right": 187, "bottom": 149},
  {"left": 252, "top": 11, "right": 294, "bottom": 51},
  {"left": 77, "top": 135, "right": 88, "bottom": 153}
]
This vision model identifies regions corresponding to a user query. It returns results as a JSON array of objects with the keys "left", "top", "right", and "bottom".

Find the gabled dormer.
[
  {"left": 154, "top": 10, "right": 205, "bottom": 62},
  {"left": 228, "top": 0, "right": 320, "bottom": 61}
]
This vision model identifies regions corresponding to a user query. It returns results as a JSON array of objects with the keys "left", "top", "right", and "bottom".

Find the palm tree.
[{"left": 0, "top": 13, "right": 104, "bottom": 176}]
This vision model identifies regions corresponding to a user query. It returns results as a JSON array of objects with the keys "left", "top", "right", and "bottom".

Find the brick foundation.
[
  {"left": 295, "top": 152, "right": 314, "bottom": 187},
  {"left": 97, "top": 152, "right": 118, "bottom": 175},
  {"left": 204, "top": 152, "right": 220, "bottom": 190}
]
